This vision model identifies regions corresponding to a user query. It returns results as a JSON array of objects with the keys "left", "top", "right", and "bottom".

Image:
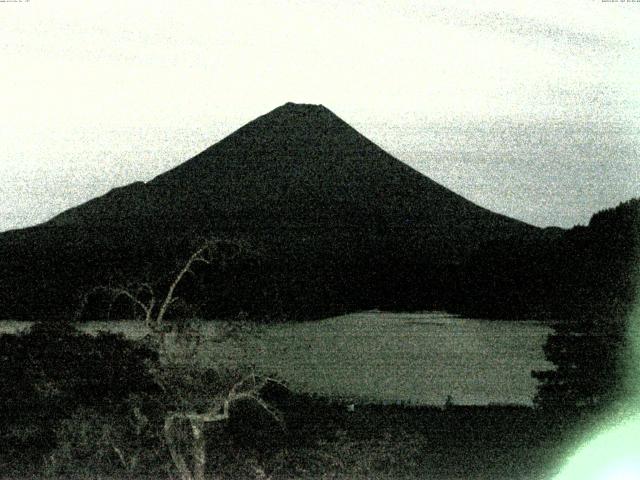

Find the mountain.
[{"left": 0, "top": 103, "right": 538, "bottom": 321}]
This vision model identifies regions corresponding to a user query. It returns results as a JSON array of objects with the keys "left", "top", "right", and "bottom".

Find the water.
[
  {"left": 245, "top": 311, "right": 554, "bottom": 406},
  {"left": 0, "top": 311, "right": 553, "bottom": 406}
]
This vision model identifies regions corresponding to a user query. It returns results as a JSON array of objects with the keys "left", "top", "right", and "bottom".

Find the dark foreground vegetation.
[
  {"left": 0, "top": 321, "right": 613, "bottom": 479},
  {"left": 194, "top": 401, "right": 598, "bottom": 480}
]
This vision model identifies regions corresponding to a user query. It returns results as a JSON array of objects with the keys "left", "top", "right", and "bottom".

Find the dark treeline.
[
  {"left": 0, "top": 199, "right": 637, "bottom": 325},
  {"left": 447, "top": 198, "right": 639, "bottom": 322},
  {"left": 0, "top": 222, "right": 500, "bottom": 323}
]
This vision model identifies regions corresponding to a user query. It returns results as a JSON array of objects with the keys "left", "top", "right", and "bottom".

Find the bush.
[
  {"left": 0, "top": 319, "right": 290, "bottom": 478},
  {"left": 0, "top": 321, "right": 160, "bottom": 474},
  {"left": 45, "top": 396, "right": 171, "bottom": 478}
]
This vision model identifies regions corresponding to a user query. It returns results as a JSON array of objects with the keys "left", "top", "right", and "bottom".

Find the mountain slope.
[{"left": 0, "top": 103, "right": 537, "bottom": 320}]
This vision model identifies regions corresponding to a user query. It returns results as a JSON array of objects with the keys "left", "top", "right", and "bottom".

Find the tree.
[
  {"left": 532, "top": 199, "right": 640, "bottom": 410},
  {"left": 76, "top": 238, "right": 289, "bottom": 479},
  {"left": 76, "top": 238, "right": 243, "bottom": 331},
  {"left": 162, "top": 374, "right": 287, "bottom": 480},
  {"left": 532, "top": 317, "right": 629, "bottom": 409}
]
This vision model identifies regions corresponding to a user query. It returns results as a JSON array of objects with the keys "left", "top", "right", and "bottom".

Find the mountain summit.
[
  {"left": 50, "top": 103, "right": 529, "bottom": 236},
  {"left": 0, "top": 103, "right": 537, "bottom": 320}
]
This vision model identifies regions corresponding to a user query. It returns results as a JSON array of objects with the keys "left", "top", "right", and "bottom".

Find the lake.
[{"left": 0, "top": 311, "right": 553, "bottom": 406}]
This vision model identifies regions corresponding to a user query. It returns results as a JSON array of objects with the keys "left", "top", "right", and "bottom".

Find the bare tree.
[
  {"left": 163, "top": 374, "right": 286, "bottom": 480},
  {"left": 76, "top": 239, "right": 242, "bottom": 332},
  {"left": 76, "top": 238, "right": 286, "bottom": 479}
]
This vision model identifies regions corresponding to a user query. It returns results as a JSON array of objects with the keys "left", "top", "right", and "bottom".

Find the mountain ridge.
[
  {"left": 49, "top": 103, "right": 533, "bottom": 234},
  {"left": 1, "top": 102, "right": 538, "bottom": 320}
]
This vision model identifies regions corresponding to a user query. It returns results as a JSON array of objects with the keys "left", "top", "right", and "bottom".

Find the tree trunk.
[
  {"left": 164, "top": 415, "right": 194, "bottom": 480},
  {"left": 190, "top": 418, "right": 206, "bottom": 480}
]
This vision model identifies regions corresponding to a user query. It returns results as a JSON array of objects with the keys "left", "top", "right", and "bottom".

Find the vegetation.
[
  {"left": 0, "top": 324, "right": 596, "bottom": 480},
  {"left": 0, "top": 309, "right": 617, "bottom": 479},
  {"left": 450, "top": 198, "right": 639, "bottom": 322},
  {"left": 0, "top": 317, "right": 293, "bottom": 479},
  {"left": 0, "top": 197, "right": 637, "bottom": 477},
  {"left": 0, "top": 236, "right": 290, "bottom": 479},
  {"left": 0, "top": 321, "right": 161, "bottom": 477},
  {"left": 529, "top": 199, "right": 639, "bottom": 410},
  {"left": 76, "top": 238, "right": 245, "bottom": 329}
]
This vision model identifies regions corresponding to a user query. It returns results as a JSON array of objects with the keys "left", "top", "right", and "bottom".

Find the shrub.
[
  {"left": 45, "top": 396, "right": 171, "bottom": 478},
  {"left": 0, "top": 321, "right": 160, "bottom": 474}
]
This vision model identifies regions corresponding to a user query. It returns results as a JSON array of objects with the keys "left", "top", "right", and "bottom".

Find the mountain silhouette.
[{"left": 0, "top": 103, "right": 538, "bottom": 321}]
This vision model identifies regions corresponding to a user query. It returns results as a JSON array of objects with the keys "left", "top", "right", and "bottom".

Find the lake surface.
[{"left": 0, "top": 311, "right": 553, "bottom": 406}]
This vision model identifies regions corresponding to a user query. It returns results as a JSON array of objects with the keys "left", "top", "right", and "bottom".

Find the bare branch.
[
  {"left": 162, "top": 374, "right": 287, "bottom": 480},
  {"left": 190, "top": 418, "right": 206, "bottom": 480},
  {"left": 155, "top": 240, "right": 221, "bottom": 327},
  {"left": 111, "top": 288, "right": 152, "bottom": 316},
  {"left": 75, "top": 238, "right": 255, "bottom": 479},
  {"left": 111, "top": 444, "right": 128, "bottom": 470},
  {"left": 76, "top": 284, "right": 156, "bottom": 324},
  {"left": 138, "top": 282, "right": 155, "bottom": 296},
  {"left": 229, "top": 392, "right": 286, "bottom": 428},
  {"left": 164, "top": 414, "right": 194, "bottom": 480}
]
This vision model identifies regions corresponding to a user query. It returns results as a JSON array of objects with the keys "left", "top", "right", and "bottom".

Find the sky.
[{"left": 1, "top": 0, "right": 639, "bottom": 231}]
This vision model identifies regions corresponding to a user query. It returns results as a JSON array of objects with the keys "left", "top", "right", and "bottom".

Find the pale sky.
[{"left": 1, "top": 0, "right": 639, "bottom": 231}]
